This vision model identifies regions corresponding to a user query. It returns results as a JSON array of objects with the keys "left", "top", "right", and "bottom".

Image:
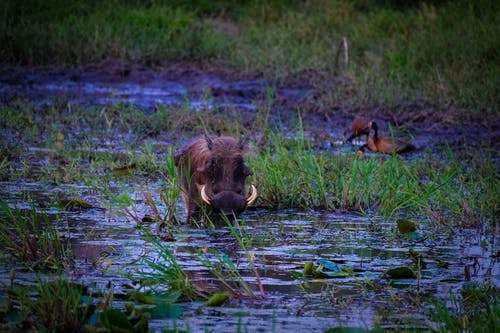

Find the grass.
[
  {"left": 0, "top": 200, "right": 72, "bottom": 271},
  {"left": 1, "top": 0, "right": 499, "bottom": 114},
  {"left": 432, "top": 283, "right": 500, "bottom": 333},
  {"left": 248, "top": 131, "right": 498, "bottom": 229},
  {"left": 1, "top": 100, "right": 498, "bottom": 229}
]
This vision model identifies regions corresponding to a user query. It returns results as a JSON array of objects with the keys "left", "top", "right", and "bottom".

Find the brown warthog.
[{"left": 174, "top": 135, "right": 257, "bottom": 223}]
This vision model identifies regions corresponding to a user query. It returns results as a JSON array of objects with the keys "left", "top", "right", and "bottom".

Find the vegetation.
[
  {"left": 0, "top": 200, "right": 72, "bottom": 271},
  {"left": 1, "top": 0, "right": 499, "bottom": 114},
  {"left": 1, "top": 100, "right": 497, "bottom": 229},
  {"left": 0, "top": 1, "right": 498, "bottom": 332}
]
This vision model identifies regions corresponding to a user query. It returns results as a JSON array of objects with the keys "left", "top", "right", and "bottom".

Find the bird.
[
  {"left": 357, "top": 121, "right": 416, "bottom": 155},
  {"left": 344, "top": 117, "right": 373, "bottom": 143}
]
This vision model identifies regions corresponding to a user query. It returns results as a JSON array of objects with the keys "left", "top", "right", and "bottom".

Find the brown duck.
[
  {"left": 344, "top": 117, "right": 372, "bottom": 142},
  {"left": 357, "top": 122, "right": 416, "bottom": 155}
]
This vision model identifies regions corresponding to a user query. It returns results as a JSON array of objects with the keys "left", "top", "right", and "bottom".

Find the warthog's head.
[
  {"left": 175, "top": 135, "right": 257, "bottom": 222},
  {"left": 197, "top": 135, "right": 257, "bottom": 217}
]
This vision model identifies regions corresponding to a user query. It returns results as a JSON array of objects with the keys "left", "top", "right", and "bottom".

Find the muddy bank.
[{"left": 1, "top": 60, "right": 498, "bottom": 150}]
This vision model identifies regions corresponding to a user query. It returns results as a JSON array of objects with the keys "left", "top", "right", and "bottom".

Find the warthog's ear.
[{"left": 205, "top": 134, "right": 214, "bottom": 150}]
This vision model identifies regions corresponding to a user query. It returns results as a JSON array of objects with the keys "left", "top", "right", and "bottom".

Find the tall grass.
[
  {"left": 249, "top": 132, "right": 498, "bottom": 229},
  {"left": 0, "top": 200, "right": 72, "bottom": 270},
  {"left": 1, "top": 0, "right": 498, "bottom": 113},
  {"left": 1, "top": 99, "right": 498, "bottom": 229}
]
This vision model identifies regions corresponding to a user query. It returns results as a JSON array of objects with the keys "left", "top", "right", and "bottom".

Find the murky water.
[
  {"left": 1, "top": 179, "right": 498, "bottom": 332},
  {"left": 0, "top": 72, "right": 498, "bottom": 332}
]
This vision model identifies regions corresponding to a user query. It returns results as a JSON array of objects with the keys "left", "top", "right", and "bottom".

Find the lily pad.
[
  {"left": 151, "top": 303, "right": 183, "bottom": 319},
  {"left": 55, "top": 198, "right": 93, "bottom": 210},
  {"left": 386, "top": 267, "right": 416, "bottom": 279},
  {"left": 304, "top": 261, "right": 314, "bottom": 276},
  {"left": 205, "top": 292, "right": 229, "bottom": 306},
  {"left": 397, "top": 219, "right": 416, "bottom": 233},
  {"left": 317, "top": 259, "right": 341, "bottom": 272}
]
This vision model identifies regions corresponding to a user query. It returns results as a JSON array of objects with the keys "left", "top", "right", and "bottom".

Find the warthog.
[{"left": 174, "top": 135, "right": 257, "bottom": 223}]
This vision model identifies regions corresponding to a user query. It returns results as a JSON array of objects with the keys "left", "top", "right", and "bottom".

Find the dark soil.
[{"left": 1, "top": 59, "right": 499, "bottom": 150}]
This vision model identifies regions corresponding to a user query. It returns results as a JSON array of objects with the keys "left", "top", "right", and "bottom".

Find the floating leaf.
[
  {"left": 205, "top": 292, "right": 228, "bottom": 306},
  {"left": 317, "top": 259, "right": 341, "bottom": 272},
  {"left": 151, "top": 303, "right": 183, "bottom": 319},
  {"left": 128, "top": 291, "right": 155, "bottom": 304},
  {"left": 113, "top": 164, "right": 137, "bottom": 176},
  {"left": 100, "top": 309, "right": 134, "bottom": 332},
  {"left": 406, "top": 231, "right": 426, "bottom": 241},
  {"left": 321, "top": 270, "right": 352, "bottom": 278},
  {"left": 304, "top": 261, "right": 314, "bottom": 276},
  {"left": 397, "top": 219, "right": 416, "bottom": 233},
  {"left": 55, "top": 198, "right": 93, "bottom": 210},
  {"left": 386, "top": 267, "right": 416, "bottom": 279}
]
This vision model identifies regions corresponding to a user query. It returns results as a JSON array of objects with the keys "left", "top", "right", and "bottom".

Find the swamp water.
[{"left": 0, "top": 73, "right": 498, "bottom": 332}]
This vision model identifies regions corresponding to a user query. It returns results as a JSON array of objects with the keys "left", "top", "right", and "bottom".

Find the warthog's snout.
[{"left": 201, "top": 185, "right": 258, "bottom": 217}]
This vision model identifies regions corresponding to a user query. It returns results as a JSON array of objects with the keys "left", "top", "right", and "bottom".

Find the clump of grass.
[
  {"left": 249, "top": 129, "right": 498, "bottom": 229},
  {"left": 0, "top": 200, "right": 72, "bottom": 270},
  {"left": 432, "top": 283, "right": 500, "bottom": 333},
  {"left": 130, "top": 225, "right": 206, "bottom": 301},
  {"left": 7, "top": 276, "right": 95, "bottom": 332}
]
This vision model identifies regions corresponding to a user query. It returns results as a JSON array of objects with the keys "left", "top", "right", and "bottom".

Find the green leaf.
[
  {"left": 100, "top": 309, "right": 134, "bottom": 332},
  {"left": 151, "top": 303, "right": 183, "bottom": 319},
  {"left": 205, "top": 292, "right": 229, "bottom": 306},
  {"left": 127, "top": 291, "right": 155, "bottom": 304},
  {"left": 397, "top": 219, "right": 416, "bottom": 233},
  {"left": 321, "top": 270, "right": 352, "bottom": 278},
  {"left": 386, "top": 267, "right": 416, "bottom": 279},
  {"left": 317, "top": 259, "right": 341, "bottom": 272}
]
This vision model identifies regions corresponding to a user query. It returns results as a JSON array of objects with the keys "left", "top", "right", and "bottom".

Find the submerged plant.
[{"left": 0, "top": 200, "right": 72, "bottom": 271}]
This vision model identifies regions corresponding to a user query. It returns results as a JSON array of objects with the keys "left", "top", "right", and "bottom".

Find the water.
[
  {"left": 1, "top": 180, "right": 498, "bottom": 332},
  {"left": 0, "top": 70, "right": 498, "bottom": 332}
]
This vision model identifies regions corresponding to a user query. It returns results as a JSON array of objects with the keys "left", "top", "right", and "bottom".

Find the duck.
[
  {"left": 357, "top": 121, "right": 416, "bottom": 155},
  {"left": 344, "top": 117, "right": 372, "bottom": 142}
]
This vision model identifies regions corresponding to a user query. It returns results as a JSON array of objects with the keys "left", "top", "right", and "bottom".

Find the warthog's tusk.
[
  {"left": 200, "top": 185, "right": 211, "bottom": 205},
  {"left": 246, "top": 185, "right": 258, "bottom": 207}
]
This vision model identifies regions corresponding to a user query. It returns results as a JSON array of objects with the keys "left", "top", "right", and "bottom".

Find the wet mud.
[{"left": 1, "top": 61, "right": 498, "bottom": 151}]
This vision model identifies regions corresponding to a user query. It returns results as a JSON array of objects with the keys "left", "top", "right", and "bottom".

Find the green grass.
[
  {"left": 1, "top": 0, "right": 498, "bottom": 114},
  {"left": 432, "top": 283, "right": 500, "bottom": 333},
  {"left": 1, "top": 100, "right": 498, "bottom": 229},
  {"left": 0, "top": 200, "right": 72, "bottom": 271}
]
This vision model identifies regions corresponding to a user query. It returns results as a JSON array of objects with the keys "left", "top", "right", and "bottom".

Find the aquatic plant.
[
  {"left": 431, "top": 283, "right": 500, "bottom": 333},
  {"left": 4, "top": 276, "right": 94, "bottom": 332},
  {"left": 132, "top": 225, "right": 206, "bottom": 301},
  {"left": 0, "top": 200, "right": 72, "bottom": 271}
]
